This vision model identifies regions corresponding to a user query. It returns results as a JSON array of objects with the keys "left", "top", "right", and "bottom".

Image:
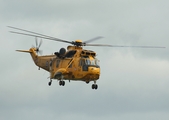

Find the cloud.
[{"left": 0, "top": 0, "right": 169, "bottom": 120}]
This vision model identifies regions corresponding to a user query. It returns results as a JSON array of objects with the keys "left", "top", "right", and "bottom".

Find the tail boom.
[{"left": 16, "top": 50, "right": 32, "bottom": 53}]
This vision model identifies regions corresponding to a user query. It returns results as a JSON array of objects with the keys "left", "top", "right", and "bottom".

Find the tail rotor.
[{"left": 33, "top": 37, "right": 43, "bottom": 55}]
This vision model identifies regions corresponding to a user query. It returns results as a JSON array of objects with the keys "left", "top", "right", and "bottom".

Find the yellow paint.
[
  {"left": 17, "top": 45, "right": 100, "bottom": 83},
  {"left": 75, "top": 39, "right": 82, "bottom": 43}
]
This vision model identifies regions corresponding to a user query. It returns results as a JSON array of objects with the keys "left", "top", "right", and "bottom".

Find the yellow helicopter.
[{"left": 8, "top": 26, "right": 165, "bottom": 89}]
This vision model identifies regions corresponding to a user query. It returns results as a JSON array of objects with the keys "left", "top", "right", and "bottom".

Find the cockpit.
[
  {"left": 79, "top": 58, "right": 100, "bottom": 71},
  {"left": 85, "top": 59, "right": 99, "bottom": 66}
]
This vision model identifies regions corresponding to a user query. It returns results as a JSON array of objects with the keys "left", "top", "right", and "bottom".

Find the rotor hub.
[
  {"left": 74, "top": 40, "right": 83, "bottom": 46},
  {"left": 75, "top": 40, "right": 82, "bottom": 43}
]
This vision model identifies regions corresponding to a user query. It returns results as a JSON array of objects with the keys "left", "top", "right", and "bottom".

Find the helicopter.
[{"left": 8, "top": 26, "right": 165, "bottom": 90}]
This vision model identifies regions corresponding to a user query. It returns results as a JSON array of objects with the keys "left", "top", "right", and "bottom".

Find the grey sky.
[{"left": 0, "top": 0, "right": 169, "bottom": 120}]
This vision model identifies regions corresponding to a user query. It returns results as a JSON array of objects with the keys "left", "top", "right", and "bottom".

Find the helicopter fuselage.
[{"left": 29, "top": 46, "right": 100, "bottom": 84}]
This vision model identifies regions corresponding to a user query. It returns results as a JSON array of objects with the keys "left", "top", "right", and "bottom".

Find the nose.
[{"left": 88, "top": 67, "right": 100, "bottom": 75}]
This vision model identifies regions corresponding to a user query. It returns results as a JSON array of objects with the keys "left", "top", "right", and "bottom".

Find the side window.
[
  {"left": 91, "top": 60, "right": 95, "bottom": 65},
  {"left": 46, "top": 61, "right": 49, "bottom": 67},
  {"left": 95, "top": 59, "right": 100, "bottom": 66},
  {"left": 86, "top": 59, "right": 91, "bottom": 65},
  {"left": 56, "top": 59, "right": 60, "bottom": 68},
  {"left": 49, "top": 60, "right": 52, "bottom": 67},
  {"left": 79, "top": 59, "right": 85, "bottom": 66}
]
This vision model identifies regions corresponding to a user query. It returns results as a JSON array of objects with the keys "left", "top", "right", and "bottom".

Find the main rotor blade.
[
  {"left": 84, "top": 36, "right": 104, "bottom": 43},
  {"left": 85, "top": 43, "right": 165, "bottom": 48},
  {"left": 85, "top": 43, "right": 113, "bottom": 47},
  {"left": 110, "top": 45, "right": 165, "bottom": 48},
  {"left": 8, "top": 26, "right": 57, "bottom": 40},
  {"left": 10, "top": 31, "right": 72, "bottom": 44},
  {"left": 8, "top": 26, "right": 73, "bottom": 44}
]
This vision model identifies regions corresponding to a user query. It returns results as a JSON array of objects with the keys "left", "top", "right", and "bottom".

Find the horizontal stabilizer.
[{"left": 16, "top": 50, "right": 32, "bottom": 53}]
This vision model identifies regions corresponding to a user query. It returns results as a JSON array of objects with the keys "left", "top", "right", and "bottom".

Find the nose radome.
[{"left": 89, "top": 67, "right": 100, "bottom": 74}]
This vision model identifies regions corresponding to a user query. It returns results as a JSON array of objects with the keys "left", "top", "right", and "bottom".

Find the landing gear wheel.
[
  {"left": 62, "top": 81, "right": 65, "bottom": 86},
  {"left": 86, "top": 81, "right": 90, "bottom": 84},
  {"left": 92, "top": 84, "right": 95, "bottom": 89},
  {"left": 48, "top": 81, "right": 52, "bottom": 86},
  {"left": 59, "top": 81, "right": 65, "bottom": 86},
  {"left": 59, "top": 81, "right": 62, "bottom": 86},
  {"left": 92, "top": 84, "right": 98, "bottom": 90},
  {"left": 95, "top": 84, "right": 98, "bottom": 89}
]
